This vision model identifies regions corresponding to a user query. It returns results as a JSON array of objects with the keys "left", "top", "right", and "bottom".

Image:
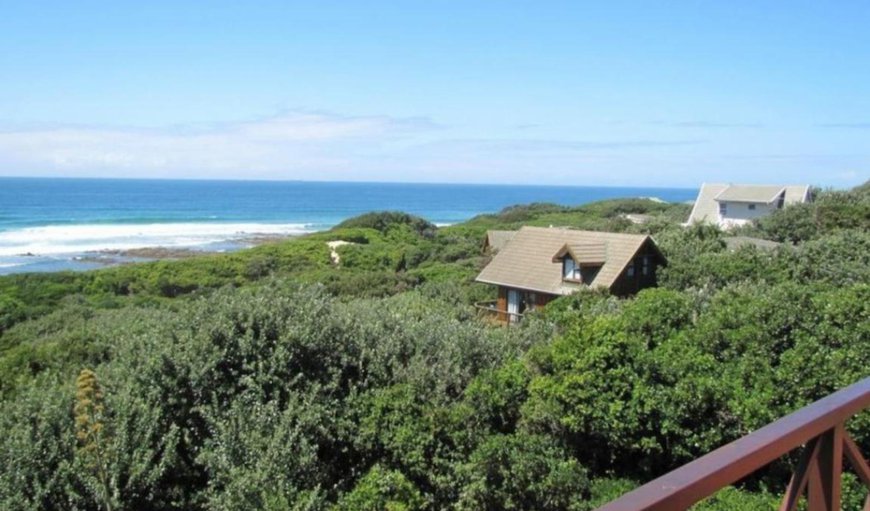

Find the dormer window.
[
  {"left": 719, "top": 203, "right": 727, "bottom": 217},
  {"left": 553, "top": 242, "right": 606, "bottom": 284}
]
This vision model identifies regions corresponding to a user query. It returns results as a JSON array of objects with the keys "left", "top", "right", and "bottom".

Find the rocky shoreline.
[{"left": 72, "top": 233, "right": 301, "bottom": 266}]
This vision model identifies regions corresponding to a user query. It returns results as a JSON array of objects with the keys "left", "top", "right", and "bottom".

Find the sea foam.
[{"left": 0, "top": 222, "right": 315, "bottom": 257}]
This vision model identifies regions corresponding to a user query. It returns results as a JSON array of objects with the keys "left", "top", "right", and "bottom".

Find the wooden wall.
[
  {"left": 611, "top": 239, "right": 664, "bottom": 296},
  {"left": 496, "top": 286, "right": 508, "bottom": 322},
  {"left": 534, "top": 292, "right": 555, "bottom": 308}
]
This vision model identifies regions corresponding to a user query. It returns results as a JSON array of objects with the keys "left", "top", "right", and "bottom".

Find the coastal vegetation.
[{"left": 0, "top": 182, "right": 868, "bottom": 510}]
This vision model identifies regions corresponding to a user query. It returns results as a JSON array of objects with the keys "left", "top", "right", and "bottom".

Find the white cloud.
[
  {"left": 0, "top": 111, "right": 709, "bottom": 184},
  {"left": 0, "top": 111, "right": 438, "bottom": 178},
  {"left": 3, "top": 110, "right": 858, "bottom": 187}
]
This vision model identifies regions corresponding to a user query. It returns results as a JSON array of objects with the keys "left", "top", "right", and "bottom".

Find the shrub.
[{"left": 336, "top": 212, "right": 437, "bottom": 238}]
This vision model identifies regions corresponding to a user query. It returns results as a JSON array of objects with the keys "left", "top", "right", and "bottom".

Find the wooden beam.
[
  {"left": 844, "top": 432, "right": 870, "bottom": 487},
  {"left": 779, "top": 437, "right": 820, "bottom": 511},
  {"left": 807, "top": 425, "right": 843, "bottom": 511},
  {"left": 807, "top": 462, "right": 825, "bottom": 511}
]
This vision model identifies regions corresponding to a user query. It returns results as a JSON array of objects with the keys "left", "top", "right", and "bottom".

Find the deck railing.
[
  {"left": 473, "top": 301, "right": 524, "bottom": 324},
  {"left": 594, "top": 376, "right": 870, "bottom": 511}
]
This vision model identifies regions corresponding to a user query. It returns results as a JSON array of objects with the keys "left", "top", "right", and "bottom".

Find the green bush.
[
  {"left": 333, "top": 465, "right": 424, "bottom": 511},
  {"left": 456, "top": 433, "right": 588, "bottom": 511},
  {"left": 336, "top": 211, "right": 437, "bottom": 238}
]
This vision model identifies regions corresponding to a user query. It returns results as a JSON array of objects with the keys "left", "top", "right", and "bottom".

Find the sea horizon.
[
  {"left": 0, "top": 177, "right": 697, "bottom": 275},
  {"left": 0, "top": 174, "right": 702, "bottom": 189}
]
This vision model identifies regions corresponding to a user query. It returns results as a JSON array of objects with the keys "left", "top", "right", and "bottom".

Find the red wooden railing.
[{"left": 595, "top": 377, "right": 870, "bottom": 511}]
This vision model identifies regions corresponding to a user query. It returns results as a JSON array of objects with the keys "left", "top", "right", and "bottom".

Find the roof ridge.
[
  {"left": 519, "top": 225, "right": 649, "bottom": 238},
  {"left": 722, "top": 183, "right": 806, "bottom": 188}
]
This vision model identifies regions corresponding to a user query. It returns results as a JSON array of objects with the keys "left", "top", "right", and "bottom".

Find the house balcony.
[{"left": 474, "top": 301, "right": 524, "bottom": 324}]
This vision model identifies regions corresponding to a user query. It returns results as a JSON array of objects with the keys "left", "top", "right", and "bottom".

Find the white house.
[{"left": 686, "top": 183, "right": 811, "bottom": 229}]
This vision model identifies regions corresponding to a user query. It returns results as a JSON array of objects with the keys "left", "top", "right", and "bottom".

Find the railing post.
[{"left": 807, "top": 424, "right": 844, "bottom": 511}]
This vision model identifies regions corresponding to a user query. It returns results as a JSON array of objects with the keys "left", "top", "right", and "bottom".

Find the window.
[
  {"left": 507, "top": 289, "right": 520, "bottom": 323},
  {"left": 562, "top": 257, "right": 581, "bottom": 281},
  {"left": 719, "top": 203, "right": 727, "bottom": 217},
  {"left": 562, "top": 257, "right": 574, "bottom": 278},
  {"left": 748, "top": 204, "right": 756, "bottom": 211},
  {"left": 627, "top": 261, "right": 635, "bottom": 278},
  {"left": 642, "top": 256, "right": 650, "bottom": 276}
]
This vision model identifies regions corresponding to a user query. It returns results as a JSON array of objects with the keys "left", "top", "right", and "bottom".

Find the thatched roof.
[{"left": 476, "top": 226, "right": 659, "bottom": 295}]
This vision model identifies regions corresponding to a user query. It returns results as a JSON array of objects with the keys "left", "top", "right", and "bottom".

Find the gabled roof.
[
  {"left": 552, "top": 242, "right": 607, "bottom": 265},
  {"left": 483, "top": 230, "right": 517, "bottom": 253},
  {"left": 475, "top": 226, "right": 660, "bottom": 295},
  {"left": 782, "top": 185, "right": 812, "bottom": 204},
  {"left": 686, "top": 183, "right": 728, "bottom": 225},
  {"left": 687, "top": 183, "right": 811, "bottom": 224},
  {"left": 714, "top": 185, "right": 785, "bottom": 203}
]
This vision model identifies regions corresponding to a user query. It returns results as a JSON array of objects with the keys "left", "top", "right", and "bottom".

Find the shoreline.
[
  {"left": 92, "top": 232, "right": 300, "bottom": 260},
  {"left": 1, "top": 232, "right": 305, "bottom": 275},
  {"left": 0, "top": 192, "right": 692, "bottom": 276}
]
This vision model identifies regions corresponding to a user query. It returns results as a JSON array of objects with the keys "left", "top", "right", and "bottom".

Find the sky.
[{"left": 0, "top": 1, "right": 868, "bottom": 187}]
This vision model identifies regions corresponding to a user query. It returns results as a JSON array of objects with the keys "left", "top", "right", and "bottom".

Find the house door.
[{"left": 507, "top": 289, "right": 520, "bottom": 323}]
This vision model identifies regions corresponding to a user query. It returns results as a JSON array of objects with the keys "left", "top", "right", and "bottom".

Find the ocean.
[{"left": 0, "top": 177, "right": 696, "bottom": 275}]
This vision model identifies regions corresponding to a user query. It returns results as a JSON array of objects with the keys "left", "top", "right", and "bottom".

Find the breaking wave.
[{"left": 0, "top": 222, "right": 316, "bottom": 257}]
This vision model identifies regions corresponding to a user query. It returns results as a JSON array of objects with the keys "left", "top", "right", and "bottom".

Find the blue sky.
[{"left": 0, "top": 1, "right": 868, "bottom": 187}]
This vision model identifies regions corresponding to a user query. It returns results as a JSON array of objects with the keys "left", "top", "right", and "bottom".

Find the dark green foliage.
[
  {"left": 480, "top": 203, "right": 569, "bottom": 224},
  {"left": 316, "top": 269, "right": 420, "bottom": 298},
  {"left": 584, "top": 478, "right": 637, "bottom": 509},
  {"left": 690, "top": 487, "right": 779, "bottom": 510},
  {"left": 0, "top": 377, "right": 86, "bottom": 510},
  {"left": 466, "top": 198, "right": 679, "bottom": 231},
  {"left": 333, "top": 465, "right": 424, "bottom": 511},
  {"left": 655, "top": 223, "right": 770, "bottom": 291},
  {"left": 456, "top": 433, "right": 588, "bottom": 511},
  {"left": 463, "top": 359, "right": 532, "bottom": 434},
  {"left": 336, "top": 211, "right": 437, "bottom": 238},
  {"left": 751, "top": 183, "right": 870, "bottom": 243},
  {"left": 749, "top": 201, "right": 818, "bottom": 243},
  {"left": 523, "top": 281, "right": 869, "bottom": 483},
  {"left": 0, "top": 283, "right": 545, "bottom": 509},
  {"left": 781, "top": 230, "right": 870, "bottom": 287},
  {"left": 0, "top": 272, "right": 88, "bottom": 333}
]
